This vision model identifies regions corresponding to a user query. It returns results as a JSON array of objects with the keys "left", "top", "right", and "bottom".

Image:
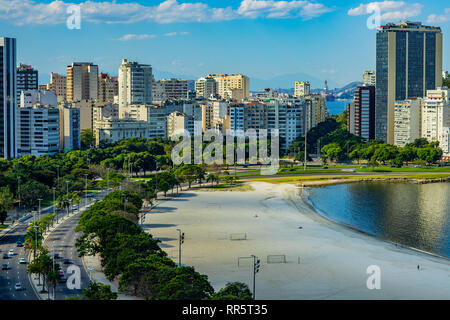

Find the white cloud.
[
  {"left": 164, "top": 31, "right": 189, "bottom": 37},
  {"left": 427, "top": 8, "right": 450, "bottom": 24},
  {"left": 115, "top": 34, "right": 156, "bottom": 41},
  {"left": 348, "top": 1, "right": 423, "bottom": 22},
  {"left": 0, "top": 0, "right": 333, "bottom": 25},
  {"left": 237, "top": 0, "right": 335, "bottom": 19}
]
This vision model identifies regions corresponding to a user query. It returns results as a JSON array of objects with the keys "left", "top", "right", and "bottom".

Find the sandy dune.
[{"left": 143, "top": 182, "right": 450, "bottom": 300}]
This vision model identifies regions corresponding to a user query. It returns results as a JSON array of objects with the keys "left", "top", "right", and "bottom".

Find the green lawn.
[
  {"left": 246, "top": 173, "right": 450, "bottom": 184},
  {"left": 355, "top": 167, "right": 450, "bottom": 173}
]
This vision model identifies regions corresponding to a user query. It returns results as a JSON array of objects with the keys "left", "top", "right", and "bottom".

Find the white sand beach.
[{"left": 143, "top": 182, "right": 450, "bottom": 300}]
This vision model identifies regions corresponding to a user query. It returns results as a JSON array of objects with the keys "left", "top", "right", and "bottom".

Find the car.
[
  {"left": 23, "top": 243, "right": 29, "bottom": 248},
  {"left": 53, "top": 253, "right": 60, "bottom": 259},
  {"left": 87, "top": 193, "right": 93, "bottom": 197},
  {"left": 16, "top": 241, "right": 23, "bottom": 247},
  {"left": 2, "top": 253, "right": 8, "bottom": 259},
  {"left": 8, "top": 250, "right": 14, "bottom": 256},
  {"left": 58, "top": 270, "right": 67, "bottom": 283},
  {"left": 1, "top": 264, "right": 7, "bottom": 270},
  {"left": 19, "top": 258, "right": 26, "bottom": 264},
  {"left": 86, "top": 205, "right": 91, "bottom": 210},
  {"left": 14, "top": 283, "right": 23, "bottom": 291},
  {"left": 72, "top": 205, "right": 77, "bottom": 210},
  {"left": 63, "top": 258, "right": 70, "bottom": 264}
]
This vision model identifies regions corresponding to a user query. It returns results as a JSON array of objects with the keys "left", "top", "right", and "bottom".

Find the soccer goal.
[
  {"left": 267, "top": 255, "right": 287, "bottom": 264},
  {"left": 229, "top": 233, "right": 247, "bottom": 241}
]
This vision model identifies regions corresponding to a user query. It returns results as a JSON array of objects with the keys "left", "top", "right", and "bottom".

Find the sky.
[{"left": 1, "top": 0, "right": 449, "bottom": 89}]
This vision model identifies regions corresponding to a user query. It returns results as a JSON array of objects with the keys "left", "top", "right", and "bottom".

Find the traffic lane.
[
  {"left": 0, "top": 225, "right": 37, "bottom": 300},
  {"left": 44, "top": 210, "right": 89, "bottom": 300}
]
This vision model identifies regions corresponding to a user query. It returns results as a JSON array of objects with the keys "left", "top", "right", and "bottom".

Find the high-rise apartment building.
[
  {"left": 167, "top": 111, "right": 195, "bottom": 137},
  {"left": 195, "top": 77, "right": 217, "bottom": 98},
  {"left": 17, "top": 106, "right": 59, "bottom": 157},
  {"left": 59, "top": 106, "right": 81, "bottom": 152},
  {"left": 211, "top": 74, "right": 250, "bottom": 100},
  {"left": 421, "top": 87, "right": 450, "bottom": 158},
  {"left": 363, "top": 71, "right": 376, "bottom": 86},
  {"left": 66, "top": 62, "right": 99, "bottom": 102},
  {"left": 158, "top": 79, "right": 188, "bottom": 100},
  {"left": 16, "top": 64, "right": 38, "bottom": 103},
  {"left": 375, "top": 21, "right": 442, "bottom": 144},
  {"left": 118, "top": 59, "right": 153, "bottom": 114},
  {"left": 394, "top": 98, "right": 422, "bottom": 147},
  {"left": 0, "top": 37, "right": 17, "bottom": 159},
  {"left": 98, "top": 73, "right": 118, "bottom": 104},
  {"left": 348, "top": 86, "right": 376, "bottom": 140},
  {"left": 43, "top": 72, "right": 67, "bottom": 101},
  {"left": 294, "top": 81, "right": 310, "bottom": 98}
]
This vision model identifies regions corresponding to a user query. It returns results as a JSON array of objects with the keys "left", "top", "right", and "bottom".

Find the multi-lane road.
[{"left": 0, "top": 191, "right": 107, "bottom": 300}]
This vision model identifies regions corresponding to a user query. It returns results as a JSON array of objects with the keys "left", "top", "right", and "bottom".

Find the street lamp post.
[
  {"left": 251, "top": 255, "right": 260, "bottom": 300},
  {"left": 176, "top": 229, "right": 184, "bottom": 267},
  {"left": 37, "top": 198, "right": 43, "bottom": 221},
  {"left": 53, "top": 187, "right": 58, "bottom": 224},
  {"left": 84, "top": 174, "right": 88, "bottom": 208},
  {"left": 65, "top": 181, "right": 70, "bottom": 216}
]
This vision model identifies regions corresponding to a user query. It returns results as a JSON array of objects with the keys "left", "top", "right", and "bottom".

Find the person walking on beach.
[{"left": 417, "top": 264, "right": 420, "bottom": 271}]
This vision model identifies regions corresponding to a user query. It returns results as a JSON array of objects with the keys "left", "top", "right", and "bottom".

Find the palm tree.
[{"left": 206, "top": 174, "right": 218, "bottom": 187}]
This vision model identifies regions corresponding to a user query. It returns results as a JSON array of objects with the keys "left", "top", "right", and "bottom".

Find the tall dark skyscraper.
[
  {"left": 16, "top": 63, "right": 38, "bottom": 103},
  {"left": 0, "top": 37, "right": 17, "bottom": 159},
  {"left": 375, "top": 21, "right": 442, "bottom": 144}
]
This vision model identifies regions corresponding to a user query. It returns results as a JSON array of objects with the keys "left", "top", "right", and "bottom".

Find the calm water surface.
[{"left": 306, "top": 182, "right": 450, "bottom": 258}]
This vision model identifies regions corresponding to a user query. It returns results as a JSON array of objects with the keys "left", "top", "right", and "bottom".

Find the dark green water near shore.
[{"left": 306, "top": 182, "right": 450, "bottom": 258}]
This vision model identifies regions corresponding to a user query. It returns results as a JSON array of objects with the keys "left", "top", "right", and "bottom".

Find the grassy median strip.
[{"left": 244, "top": 173, "right": 450, "bottom": 185}]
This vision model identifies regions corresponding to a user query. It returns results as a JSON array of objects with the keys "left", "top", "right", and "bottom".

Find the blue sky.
[{"left": 1, "top": 0, "right": 449, "bottom": 89}]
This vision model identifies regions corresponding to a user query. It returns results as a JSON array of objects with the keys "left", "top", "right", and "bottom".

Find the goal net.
[
  {"left": 229, "top": 233, "right": 247, "bottom": 241},
  {"left": 267, "top": 255, "right": 287, "bottom": 264}
]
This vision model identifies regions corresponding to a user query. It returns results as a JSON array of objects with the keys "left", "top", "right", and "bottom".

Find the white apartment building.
[
  {"left": 394, "top": 99, "right": 422, "bottom": 147},
  {"left": 294, "top": 81, "right": 310, "bottom": 98},
  {"left": 17, "top": 106, "right": 60, "bottom": 157},
  {"left": 20, "top": 90, "right": 57, "bottom": 108},
  {"left": 119, "top": 104, "right": 167, "bottom": 138},
  {"left": 167, "top": 111, "right": 195, "bottom": 137},
  {"left": 118, "top": 59, "right": 153, "bottom": 114},
  {"left": 93, "top": 103, "right": 119, "bottom": 129},
  {"left": 363, "top": 71, "right": 376, "bottom": 86},
  {"left": 195, "top": 77, "right": 217, "bottom": 98},
  {"left": 422, "top": 87, "right": 450, "bottom": 159}
]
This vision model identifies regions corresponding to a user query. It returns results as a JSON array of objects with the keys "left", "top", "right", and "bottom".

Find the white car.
[
  {"left": 72, "top": 205, "right": 77, "bottom": 210},
  {"left": 8, "top": 250, "right": 14, "bottom": 256},
  {"left": 19, "top": 258, "right": 26, "bottom": 264},
  {"left": 15, "top": 283, "right": 22, "bottom": 291}
]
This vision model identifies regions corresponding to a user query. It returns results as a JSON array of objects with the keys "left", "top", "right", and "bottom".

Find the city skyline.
[{"left": 1, "top": 0, "right": 450, "bottom": 89}]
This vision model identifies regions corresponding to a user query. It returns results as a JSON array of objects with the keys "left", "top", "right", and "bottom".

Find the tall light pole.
[
  {"left": 176, "top": 229, "right": 184, "bottom": 267},
  {"left": 17, "top": 176, "right": 21, "bottom": 218},
  {"left": 65, "top": 181, "right": 70, "bottom": 216},
  {"left": 304, "top": 105, "right": 309, "bottom": 171},
  {"left": 53, "top": 187, "right": 58, "bottom": 224},
  {"left": 154, "top": 166, "right": 158, "bottom": 199},
  {"left": 37, "top": 198, "right": 43, "bottom": 221},
  {"left": 251, "top": 255, "right": 260, "bottom": 300},
  {"left": 84, "top": 174, "right": 88, "bottom": 208},
  {"left": 52, "top": 242, "right": 55, "bottom": 300}
]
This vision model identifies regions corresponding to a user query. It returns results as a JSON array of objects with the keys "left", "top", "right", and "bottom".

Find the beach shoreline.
[{"left": 142, "top": 181, "right": 450, "bottom": 299}]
